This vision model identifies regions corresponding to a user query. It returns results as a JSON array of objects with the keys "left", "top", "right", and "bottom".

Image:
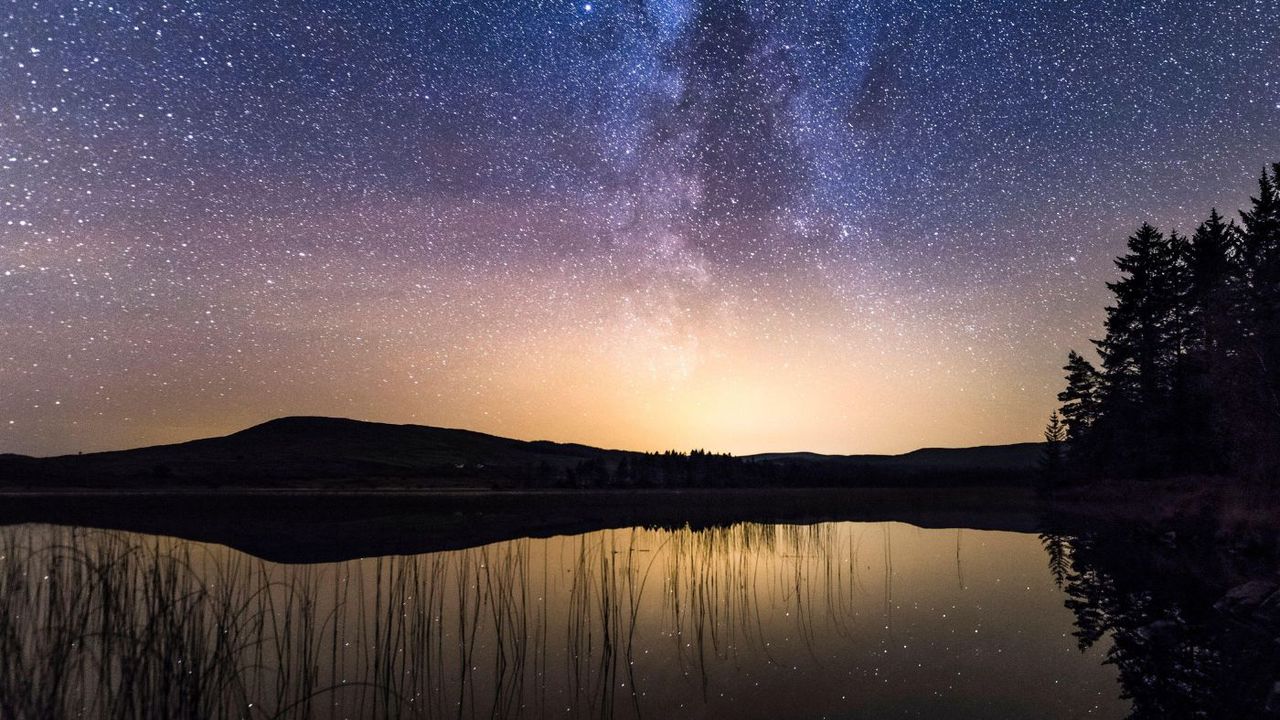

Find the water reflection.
[
  {"left": 1041, "top": 528, "right": 1280, "bottom": 719},
  {"left": 0, "top": 522, "right": 1121, "bottom": 719}
]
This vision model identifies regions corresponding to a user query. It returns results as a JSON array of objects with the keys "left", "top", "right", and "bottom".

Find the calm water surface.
[{"left": 0, "top": 522, "right": 1124, "bottom": 719}]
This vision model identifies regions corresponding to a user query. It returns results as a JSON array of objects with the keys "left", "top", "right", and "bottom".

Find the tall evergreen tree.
[
  {"left": 1168, "top": 210, "right": 1237, "bottom": 474},
  {"left": 1165, "top": 230, "right": 1195, "bottom": 357},
  {"left": 1231, "top": 166, "right": 1280, "bottom": 477},
  {"left": 1186, "top": 209, "right": 1234, "bottom": 355},
  {"left": 1094, "top": 223, "right": 1180, "bottom": 407},
  {"left": 1040, "top": 412, "right": 1067, "bottom": 484},
  {"left": 1057, "top": 351, "right": 1102, "bottom": 443},
  {"left": 1092, "top": 223, "right": 1183, "bottom": 473},
  {"left": 1236, "top": 166, "right": 1280, "bottom": 291},
  {"left": 1057, "top": 162, "right": 1280, "bottom": 482},
  {"left": 1236, "top": 165, "right": 1280, "bottom": 378}
]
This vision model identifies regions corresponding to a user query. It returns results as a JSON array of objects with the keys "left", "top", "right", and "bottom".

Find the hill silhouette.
[
  {"left": 747, "top": 443, "right": 1045, "bottom": 472},
  {"left": 0, "top": 416, "right": 1043, "bottom": 489}
]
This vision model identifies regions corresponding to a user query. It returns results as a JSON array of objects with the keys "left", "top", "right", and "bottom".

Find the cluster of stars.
[{"left": 2, "top": 0, "right": 1278, "bottom": 455}]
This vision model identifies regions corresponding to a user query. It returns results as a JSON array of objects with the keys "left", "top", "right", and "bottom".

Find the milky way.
[{"left": 3, "top": 0, "right": 1279, "bottom": 456}]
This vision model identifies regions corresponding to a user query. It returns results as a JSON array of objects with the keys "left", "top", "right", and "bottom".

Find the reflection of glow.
[{"left": 1, "top": 522, "right": 1123, "bottom": 719}]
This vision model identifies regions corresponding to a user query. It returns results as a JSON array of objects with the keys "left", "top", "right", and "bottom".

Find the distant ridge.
[
  {"left": 0, "top": 416, "right": 1043, "bottom": 489},
  {"left": 747, "top": 443, "right": 1046, "bottom": 472}
]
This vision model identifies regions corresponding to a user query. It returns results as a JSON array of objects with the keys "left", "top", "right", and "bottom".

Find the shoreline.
[
  {"left": 2, "top": 481, "right": 1275, "bottom": 566},
  {"left": 0, "top": 486, "right": 1041, "bottom": 563}
]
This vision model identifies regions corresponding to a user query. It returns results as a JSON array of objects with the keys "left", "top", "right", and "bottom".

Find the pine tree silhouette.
[
  {"left": 1056, "top": 162, "right": 1280, "bottom": 481},
  {"left": 1058, "top": 351, "right": 1102, "bottom": 444},
  {"left": 1040, "top": 412, "right": 1067, "bottom": 485},
  {"left": 1231, "top": 165, "right": 1280, "bottom": 476}
]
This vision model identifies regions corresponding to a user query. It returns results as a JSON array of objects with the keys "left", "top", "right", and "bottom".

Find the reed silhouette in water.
[
  {"left": 0, "top": 523, "right": 1113, "bottom": 719},
  {"left": 0, "top": 525, "right": 874, "bottom": 719}
]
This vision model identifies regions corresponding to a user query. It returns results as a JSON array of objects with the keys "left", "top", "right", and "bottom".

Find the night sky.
[{"left": 3, "top": 0, "right": 1279, "bottom": 457}]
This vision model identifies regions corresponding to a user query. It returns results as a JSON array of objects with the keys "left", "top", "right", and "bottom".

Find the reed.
[{"left": 0, "top": 522, "right": 884, "bottom": 719}]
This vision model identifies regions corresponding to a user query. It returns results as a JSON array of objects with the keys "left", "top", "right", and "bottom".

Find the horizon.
[
  {"left": 3, "top": 4, "right": 1280, "bottom": 716},
  {"left": 4, "top": 1, "right": 1279, "bottom": 457},
  {"left": 10, "top": 412, "right": 1045, "bottom": 460}
]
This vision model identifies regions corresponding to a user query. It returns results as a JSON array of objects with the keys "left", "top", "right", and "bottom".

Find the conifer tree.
[
  {"left": 1092, "top": 223, "right": 1186, "bottom": 473},
  {"left": 1186, "top": 209, "right": 1235, "bottom": 356},
  {"left": 1057, "top": 351, "right": 1102, "bottom": 443},
  {"left": 1166, "top": 230, "right": 1195, "bottom": 357},
  {"left": 1231, "top": 166, "right": 1280, "bottom": 477},
  {"left": 1237, "top": 166, "right": 1280, "bottom": 292},
  {"left": 1167, "top": 210, "right": 1238, "bottom": 474},
  {"left": 1094, "top": 223, "right": 1180, "bottom": 411},
  {"left": 1040, "top": 412, "right": 1067, "bottom": 484},
  {"left": 1056, "top": 162, "right": 1280, "bottom": 481}
]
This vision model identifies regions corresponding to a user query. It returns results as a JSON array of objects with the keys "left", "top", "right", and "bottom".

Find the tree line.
[
  {"left": 505, "top": 449, "right": 1031, "bottom": 490},
  {"left": 1051, "top": 163, "right": 1280, "bottom": 481}
]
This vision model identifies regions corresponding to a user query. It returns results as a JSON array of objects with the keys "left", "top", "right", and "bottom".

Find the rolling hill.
[{"left": 0, "top": 416, "right": 1045, "bottom": 488}]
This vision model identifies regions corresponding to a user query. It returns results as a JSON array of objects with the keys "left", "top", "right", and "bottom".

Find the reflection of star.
[{"left": 583, "top": 3, "right": 592, "bottom": 13}]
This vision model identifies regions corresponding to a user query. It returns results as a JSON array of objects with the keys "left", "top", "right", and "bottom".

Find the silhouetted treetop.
[{"left": 1057, "top": 163, "right": 1280, "bottom": 481}]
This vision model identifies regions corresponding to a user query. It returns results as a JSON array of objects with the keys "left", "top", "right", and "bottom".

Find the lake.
[{"left": 0, "top": 521, "right": 1133, "bottom": 719}]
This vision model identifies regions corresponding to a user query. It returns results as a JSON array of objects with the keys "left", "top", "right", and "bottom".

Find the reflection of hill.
[
  {"left": 0, "top": 522, "right": 1112, "bottom": 720},
  {"left": 0, "top": 487, "right": 1042, "bottom": 563},
  {"left": 0, "top": 415, "right": 1042, "bottom": 488}
]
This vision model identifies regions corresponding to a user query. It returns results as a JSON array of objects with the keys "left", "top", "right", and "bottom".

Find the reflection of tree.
[
  {"left": 1043, "top": 528, "right": 1278, "bottom": 719},
  {"left": 1039, "top": 532, "right": 1070, "bottom": 589}
]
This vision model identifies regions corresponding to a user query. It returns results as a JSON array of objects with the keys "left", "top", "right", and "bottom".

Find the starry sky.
[{"left": 3, "top": 0, "right": 1279, "bottom": 457}]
